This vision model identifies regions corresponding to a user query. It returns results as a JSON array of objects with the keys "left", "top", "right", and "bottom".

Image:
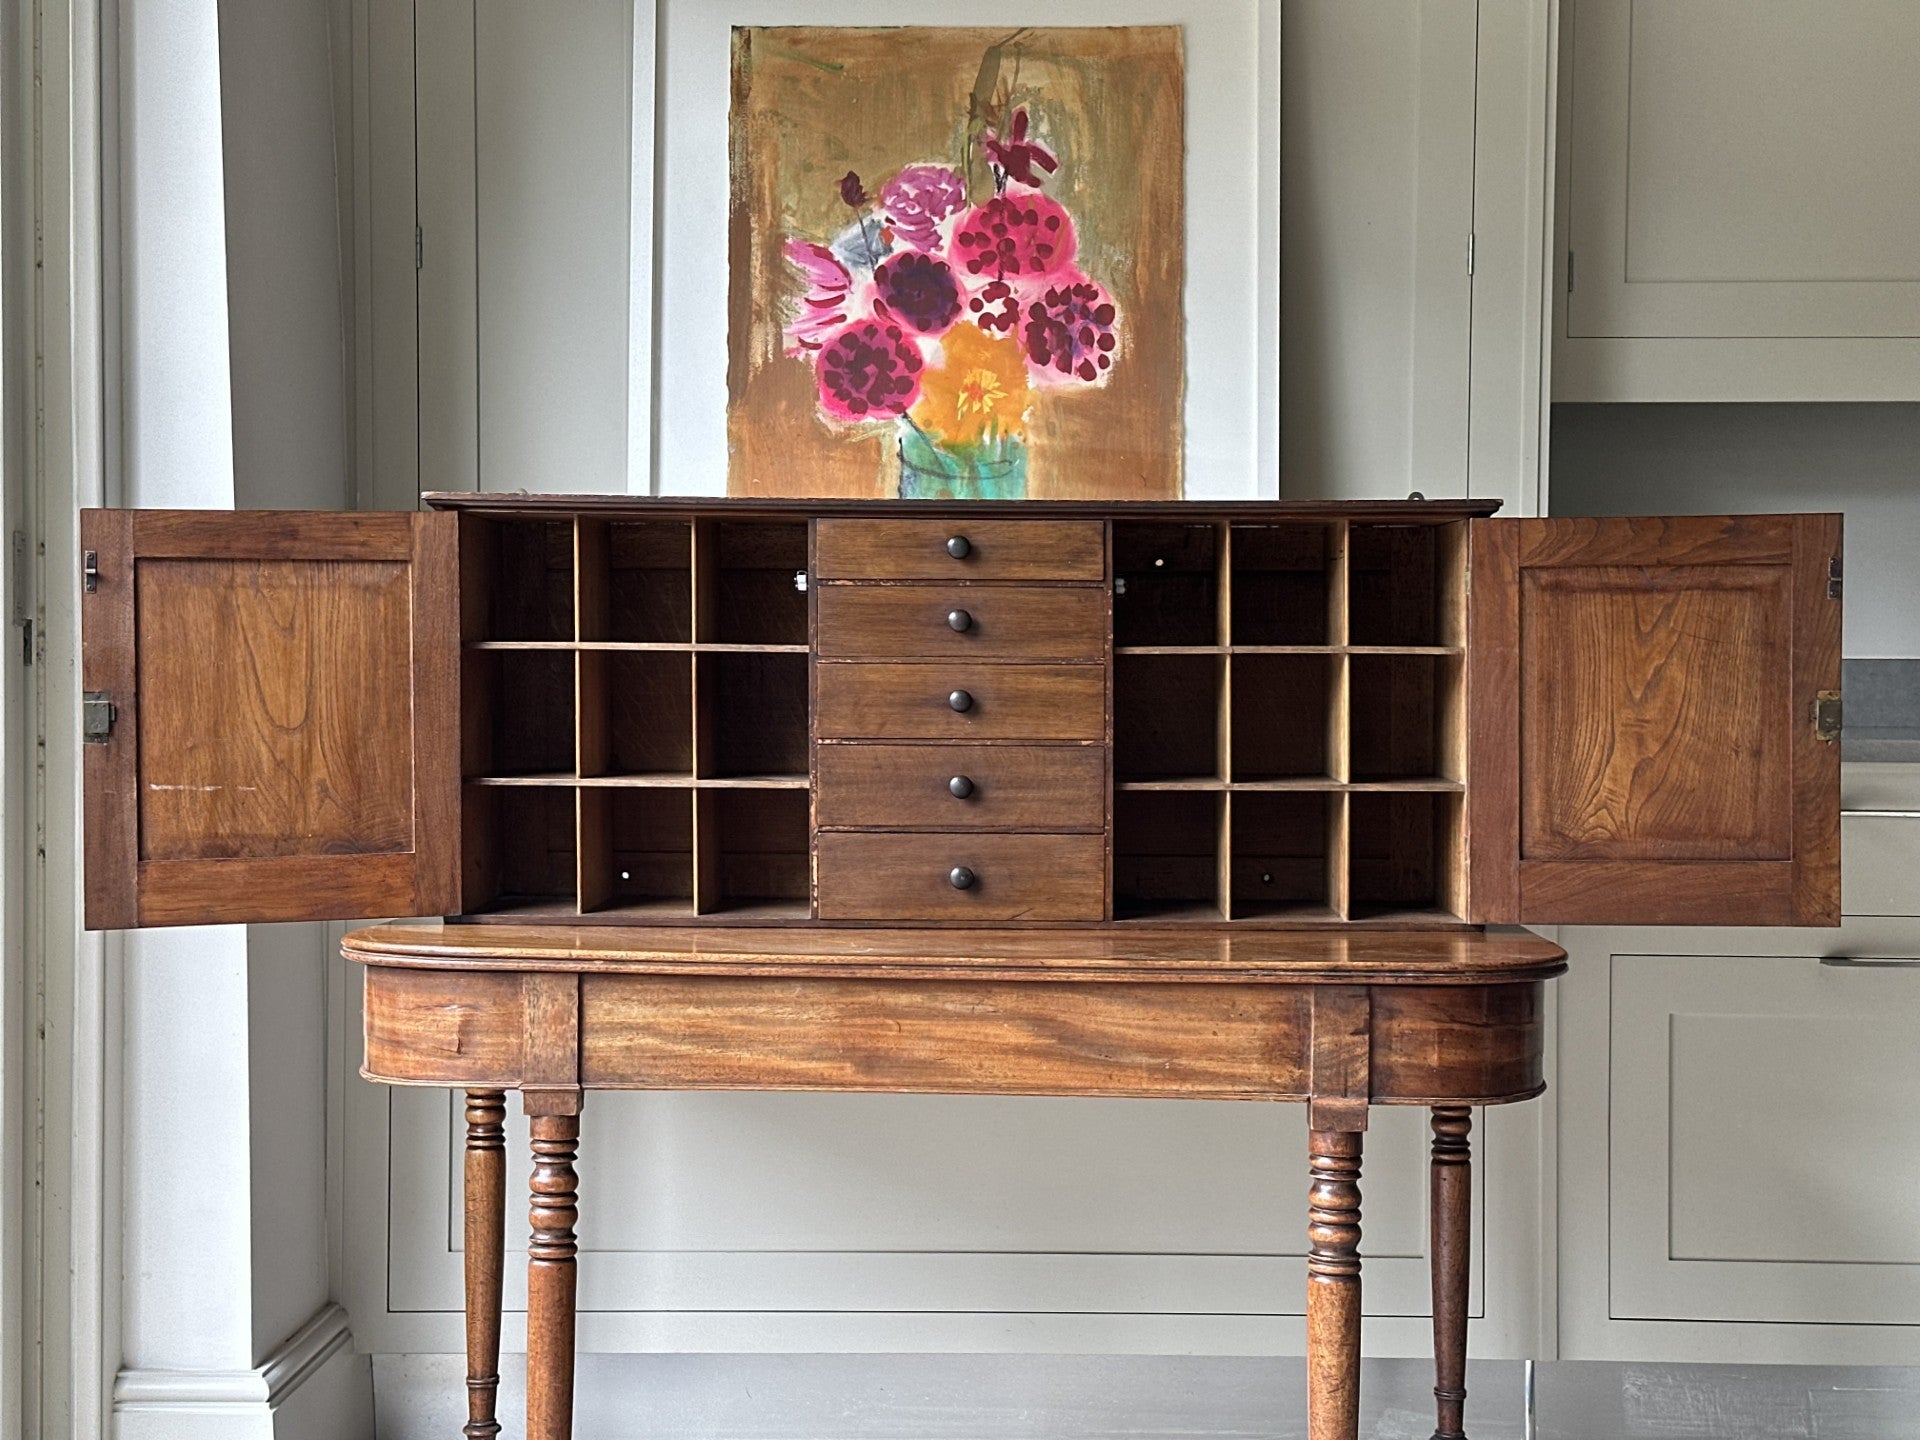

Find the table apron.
[{"left": 360, "top": 966, "right": 1547, "bottom": 1107}]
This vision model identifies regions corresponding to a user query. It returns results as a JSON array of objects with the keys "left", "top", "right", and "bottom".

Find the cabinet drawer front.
[
  {"left": 817, "top": 832, "right": 1106, "bottom": 920},
  {"left": 817, "top": 584, "right": 1106, "bottom": 661},
  {"left": 816, "top": 663, "right": 1106, "bottom": 740},
  {"left": 815, "top": 519, "right": 1105, "bottom": 581},
  {"left": 817, "top": 743, "right": 1107, "bottom": 830}
]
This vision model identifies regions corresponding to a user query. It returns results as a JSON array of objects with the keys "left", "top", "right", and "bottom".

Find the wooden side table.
[{"left": 347, "top": 923, "right": 1565, "bottom": 1440}]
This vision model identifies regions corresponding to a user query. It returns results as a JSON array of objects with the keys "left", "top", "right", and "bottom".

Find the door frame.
[{"left": 10, "top": 0, "right": 120, "bottom": 1434}]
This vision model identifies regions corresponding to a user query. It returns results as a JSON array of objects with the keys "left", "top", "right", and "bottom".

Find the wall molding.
[{"left": 113, "top": 1302, "right": 352, "bottom": 1409}]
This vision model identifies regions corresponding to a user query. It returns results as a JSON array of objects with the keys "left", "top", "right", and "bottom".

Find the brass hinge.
[
  {"left": 1812, "top": 690, "right": 1842, "bottom": 745},
  {"left": 82, "top": 691, "right": 117, "bottom": 744},
  {"left": 1827, "top": 555, "right": 1843, "bottom": 599}
]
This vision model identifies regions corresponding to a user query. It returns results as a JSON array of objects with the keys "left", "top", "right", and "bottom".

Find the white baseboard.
[{"left": 114, "top": 1303, "right": 372, "bottom": 1440}]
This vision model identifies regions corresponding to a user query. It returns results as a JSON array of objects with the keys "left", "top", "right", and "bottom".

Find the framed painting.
[{"left": 645, "top": 1, "right": 1280, "bottom": 499}]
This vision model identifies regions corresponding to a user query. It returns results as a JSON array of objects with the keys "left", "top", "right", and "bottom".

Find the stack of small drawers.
[{"left": 812, "top": 519, "right": 1110, "bottom": 920}]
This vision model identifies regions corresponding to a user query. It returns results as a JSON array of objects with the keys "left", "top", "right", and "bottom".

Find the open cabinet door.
[
  {"left": 81, "top": 510, "right": 461, "bottom": 928},
  {"left": 1467, "top": 514, "right": 1841, "bottom": 926}
]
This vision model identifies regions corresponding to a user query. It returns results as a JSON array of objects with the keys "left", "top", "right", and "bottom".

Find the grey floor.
[{"left": 373, "top": 1355, "right": 1920, "bottom": 1439}]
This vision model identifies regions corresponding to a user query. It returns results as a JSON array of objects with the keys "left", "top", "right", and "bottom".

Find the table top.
[{"left": 342, "top": 923, "right": 1567, "bottom": 985}]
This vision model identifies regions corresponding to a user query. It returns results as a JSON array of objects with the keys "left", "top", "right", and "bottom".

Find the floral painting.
[{"left": 728, "top": 26, "right": 1185, "bottom": 499}]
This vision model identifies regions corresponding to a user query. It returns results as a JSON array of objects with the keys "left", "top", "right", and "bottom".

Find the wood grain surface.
[
  {"left": 578, "top": 975, "right": 1311, "bottom": 1099},
  {"left": 816, "top": 832, "right": 1106, "bottom": 921},
  {"left": 83, "top": 508, "right": 459, "bottom": 928},
  {"left": 463, "top": 1091, "right": 506, "bottom": 1440},
  {"left": 817, "top": 584, "right": 1106, "bottom": 662},
  {"left": 1470, "top": 512, "right": 1841, "bottom": 926},
  {"left": 816, "top": 662, "right": 1105, "bottom": 740},
  {"left": 1520, "top": 565, "right": 1791, "bottom": 861},
  {"left": 815, "top": 743, "right": 1107, "bottom": 831},
  {"left": 427, "top": 494, "right": 1501, "bottom": 522},
  {"left": 1428, "top": 1106, "right": 1472, "bottom": 1440},
  {"left": 1305, "top": 1128, "right": 1364, "bottom": 1440},
  {"left": 815, "top": 519, "right": 1105, "bottom": 581},
  {"left": 357, "top": 955, "right": 1554, "bottom": 1105},
  {"left": 135, "top": 556, "right": 416, "bottom": 860},
  {"left": 344, "top": 921, "right": 1567, "bottom": 981}
]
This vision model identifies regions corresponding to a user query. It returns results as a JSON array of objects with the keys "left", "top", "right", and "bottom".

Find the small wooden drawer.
[
  {"left": 816, "top": 662, "right": 1105, "bottom": 741},
  {"left": 815, "top": 519, "right": 1105, "bottom": 581},
  {"left": 817, "top": 584, "right": 1105, "bottom": 661},
  {"left": 816, "top": 743, "right": 1107, "bottom": 831},
  {"left": 817, "top": 832, "right": 1106, "bottom": 921}
]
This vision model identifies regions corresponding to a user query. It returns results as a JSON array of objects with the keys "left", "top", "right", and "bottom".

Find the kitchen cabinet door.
[
  {"left": 1467, "top": 514, "right": 1841, "bottom": 925},
  {"left": 80, "top": 509, "right": 461, "bottom": 928},
  {"left": 1557, "top": 0, "right": 1920, "bottom": 399}
]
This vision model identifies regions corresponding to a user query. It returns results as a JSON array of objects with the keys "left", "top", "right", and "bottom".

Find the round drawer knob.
[
  {"left": 949, "top": 866, "right": 976, "bottom": 890},
  {"left": 947, "top": 608, "right": 973, "bottom": 633},
  {"left": 946, "top": 535, "right": 971, "bottom": 559},
  {"left": 948, "top": 774, "right": 975, "bottom": 799},
  {"left": 948, "top": 689, "right": 973, "bottom": 712}
]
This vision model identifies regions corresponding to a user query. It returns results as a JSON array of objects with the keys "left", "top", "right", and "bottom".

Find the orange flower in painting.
[{"left": 911, "top": 325, "right": 1032, "bottom": 447}]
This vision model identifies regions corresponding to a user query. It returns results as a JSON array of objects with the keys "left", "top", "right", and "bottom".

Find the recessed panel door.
[
  {"left": 81, "top": 509, "right": 461, "bottom": 928},
  {"left": 1467, "top": 514, "right": 1841, "bottom": 925}
]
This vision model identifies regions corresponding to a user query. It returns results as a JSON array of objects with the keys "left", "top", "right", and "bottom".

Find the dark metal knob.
[
  {"left": 947, "top": 608, "right": 972, "bottom": 632},
  {"left": 948, "top": 774, "right": 975, "bottom": 799},
  {"left": 948, "top": 689, "right": 973, "bottom": 712},
  {"left": 946, "top": 535, "right": 971, "bottom": 559},
  {"left": 949, "top": 866, "right": 976, "bottom": 890}
]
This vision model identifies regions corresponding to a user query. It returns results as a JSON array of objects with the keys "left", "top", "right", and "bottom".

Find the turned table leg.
[
  {"left": 1306, "top": 1127, "right": 1364, "bottom": 1440},
  {"left": 463, "top": 1091, "right": 507, "bottom": 1440},
  {"left": 526, "top": 1106, "right": 582, "bottom": 1440},
  {"left": 1429, "top": 1107, "right": 1472, "bottom": 1440}
]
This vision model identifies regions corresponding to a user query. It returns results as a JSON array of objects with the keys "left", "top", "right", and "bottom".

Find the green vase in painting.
[{"left": 897, "top": 423, "right": 1029, "bottom": 500}]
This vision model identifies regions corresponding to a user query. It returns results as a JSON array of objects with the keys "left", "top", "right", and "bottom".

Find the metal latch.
[
  {"left": 83, "top": 549, "right": 99, "bottom": 592},
  {"left": 82, "top": 691, "right": 116, "bottom": 743},
  {"left": 1828, "top": 556, "right": 1843, "bottom": 600},
  {"left": 1812, "top": 690, "right": 1842, "bottom": 744}
]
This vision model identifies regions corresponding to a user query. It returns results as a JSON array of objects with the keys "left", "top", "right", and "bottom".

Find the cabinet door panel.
[
  {"left": 1468, "top": 514, "right": 1840, "bottom": 925},
  {"left": 82, "top": 510, "right": 461, "bottom": 928},
  {"left": 1566, "top": 0, "right": 1920, "bottom": 341},
  {"left": 1609, "top": 950, "right": 1920, "bottom": 1327}
]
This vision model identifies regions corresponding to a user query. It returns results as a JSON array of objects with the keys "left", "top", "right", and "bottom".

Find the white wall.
[
  {"left": 1548, "top": 403, "right": 1920, "bottom": 658},
  {"left": 109, "top": 1, "right": 369, "bottom": 1435},
  {"left": 218, "top": 0, "right": 351, "bottom": 511}
]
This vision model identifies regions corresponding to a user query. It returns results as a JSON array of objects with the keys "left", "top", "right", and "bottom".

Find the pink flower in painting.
[
  {"left": 873, "top": 251, "right": 963, "bottom": 334},
  {"left": 982, "top": 107, "right": 1058, "bottom": 189},
  {"left": 879, "top": 165, "right": 967, "bottom": 251},
  {"left": 815, "top": 320, "right": 924, "bottom": 421},
  {"left": 951, "top": 190, "right": 1077, "bottom": 282},
  {"left": 966, "top": 278, "right": 1022, "bottom": 337},
  {"left": 782, "top": 240, "right": 856, "bottom": 355},
  {"left": 1021, "top": 273, "right": 1119, "bottom": 384}
]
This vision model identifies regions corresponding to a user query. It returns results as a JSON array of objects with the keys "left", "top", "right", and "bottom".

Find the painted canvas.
[{"left": 727, "top": 26, "right": 1186, "bottom": 499}]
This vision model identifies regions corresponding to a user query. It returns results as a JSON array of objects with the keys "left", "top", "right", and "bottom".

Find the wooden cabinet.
[
  {"left": 1557, "top": 0, "right": 1920, "bottom": 400},
  {"left": 78, "top": 497, "right": 1843, "bottom": 933}
]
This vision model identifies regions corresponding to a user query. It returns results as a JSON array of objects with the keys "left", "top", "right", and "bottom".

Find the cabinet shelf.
[
  {"left": 1109, "top": 518, "right": 1469, "bottom": 924},
  {"left": 468, "top": 641, "right": 811, "bottom": 654},
  {"left": 1113, "top": 900, "right": 1228, "bottom": 925},
  {"left": 1113, "top": 644, "right": 1464, "bottom": 656}
]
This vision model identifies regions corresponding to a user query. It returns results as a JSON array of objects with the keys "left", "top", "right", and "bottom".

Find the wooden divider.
[
  {"left": 455, "top": 512, "right": 810, "bottom": 920},
  {"left": 1109, "top": 516, "right": 1468, "bottom": 924}
]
